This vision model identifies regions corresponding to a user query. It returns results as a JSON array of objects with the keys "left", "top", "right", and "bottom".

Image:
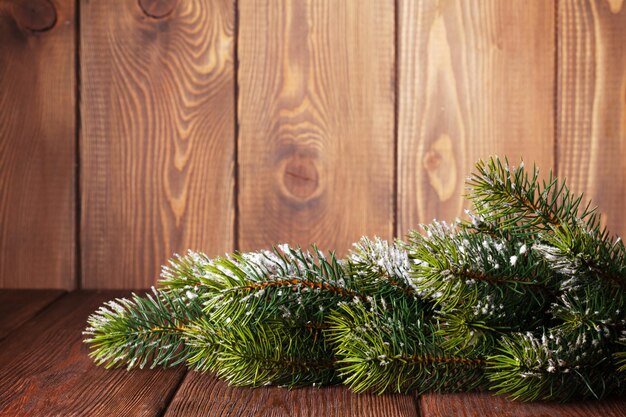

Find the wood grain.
[
  {"left": 557, "top": 0, "right": 626, "bottom": 237},
  {"left": 419, "top": 392, "right": 626, "bottom": 417},
  {"left": 0, "top": 290, "right": 186, "bottom": 416},
  {"left": 163, "top": 373, "right": 418, "bottom": 417},
  {"left": 237, "top": 0, "right": 395, "bottom": 255},
  {"left": 80, "top": 0, "right": 236, "bottom": 288},
  {"left": 0, "top": 289, "right": 64, "bottom": 340},
  {"left": 397, "top": 0, "right": 555, "bottom": 235},
  {"left": 0, "top": 0, "right": 75, "bottom": 289}
]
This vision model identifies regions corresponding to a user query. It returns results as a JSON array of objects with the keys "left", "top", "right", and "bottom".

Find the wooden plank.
[
  {"left": 237, "top": 0, "right": 395, "bottom": 255},
  {"left": 557, "top": 0, "right": 626, "bottom": 237},
  {"left": 80, "top": 0, "right": 236, "bottom": 288},
  {"left": 0, "top": 290, "right": 64, "bottom": 340},
  {"left": 0, "top": 290, "right": 186, "bottom": 416},
  {"left": 397, "top": 0, "right": 555, "bottom": 234},
  {"left": 0, "top": 0, "right": 75, "bottom": 288},
  {"left": 419, "top": 392, "right": 626, "bottom": 417},
  {"left": 163, "top": 373, "right": 418, "bottom": 417}
]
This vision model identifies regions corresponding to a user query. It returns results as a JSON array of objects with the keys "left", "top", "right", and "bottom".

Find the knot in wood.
[
  {"left": 12, "top": 0, "right": 57, "bottom": 32},
  {"left": 422, "top": 134, "right": 457, "bottom": 201},
  {"left": 138, "top": 0, "right": 177, "bottom": 19},
  {"left": 282, "top": 156, "right": 320, "bottom": 200},
  {"left": 423, "top": 149, "right": 442, "bottom": 171}
]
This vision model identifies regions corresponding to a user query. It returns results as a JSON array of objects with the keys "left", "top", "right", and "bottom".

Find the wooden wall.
[{"left": 0, "top": 0, "right": 624, "bottom": 289}]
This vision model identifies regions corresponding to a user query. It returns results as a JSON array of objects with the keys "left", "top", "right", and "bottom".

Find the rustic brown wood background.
[{"left": 1, "top": 0, "right": 624, "bottom": 289}]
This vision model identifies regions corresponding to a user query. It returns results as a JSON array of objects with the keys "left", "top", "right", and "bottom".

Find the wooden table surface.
[{"left": 0, "top": 290, "right": 624, "bottom": 417}]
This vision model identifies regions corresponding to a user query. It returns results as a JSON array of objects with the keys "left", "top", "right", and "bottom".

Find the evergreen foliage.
[{"left": 85, "top": 156, "right": 626, "bottom": 402}]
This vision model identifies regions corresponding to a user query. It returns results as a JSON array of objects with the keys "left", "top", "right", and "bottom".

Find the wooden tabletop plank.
[
  {"left": 0, "top": 290, "right": 65, "bottom": 340},
  {"left": 419, "top": 392, "right": 626, "bottom": 417},
  {"left": 0, "top": 291, "right": 185, "bottom": 417},
  {"left": 163, "top": 373, "right": 419, "bottom": 417}
]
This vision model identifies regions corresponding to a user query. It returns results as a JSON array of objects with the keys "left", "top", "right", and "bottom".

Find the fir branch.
[
  {"left": 327, "top": 298, "right": 485, "bottom": 394},
  {"left": 535, "top": 223, "right": 626, "bottom": 290},
  {"left": 160, "top": 250, "right": 213, "bottom": 290},
  {"left": 467, "top": 156, "right": 626, "bottom": 290},
  {"left": 83, "top": 155, "right": 626, "bottom": 403},
  {"left": 466, "top": 157, "right": 597, "bottom": 233},
  {"left": 185, "top": 317, "right": 337, "bottom": 387},
  {"left": 235, "top": 278, "right": 364, "bottom": 300},
  {"left": 488, "top": 330, "right": 624, "bottom": 401},
  {"left": 347, "top": 237, "right": 422, "bottom": 298},
  {"left": 198, "top": 245, "right": 374, "bottom": 330},
  {"left": 84, "top": 288, "right": 202, "bottom": 369},
  {"left": 408, "top": 225, "right": 552, "bottom": 316},
  {"left": 551, "top": 285, "right": 626, "bottom": 342}
]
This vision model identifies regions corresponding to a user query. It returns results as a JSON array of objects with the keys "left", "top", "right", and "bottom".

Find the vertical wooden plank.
[
  {"left": 163, "top": 373, "right": 419, "bottom": 417},
  {"left": 81, "top": 0, "right": 236, "bottom": 288},
  {"left": 237, "top": 0, "right": 395, "bottom": 254},
  {"left": 0, "top": 0, "right": 75, "bottom": 288},
  {"left": 397, "top": 0, "right": 555, "bottom": 234},
  {"left": 557, "top": 0, "right": 626, "bottom": 237}
]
